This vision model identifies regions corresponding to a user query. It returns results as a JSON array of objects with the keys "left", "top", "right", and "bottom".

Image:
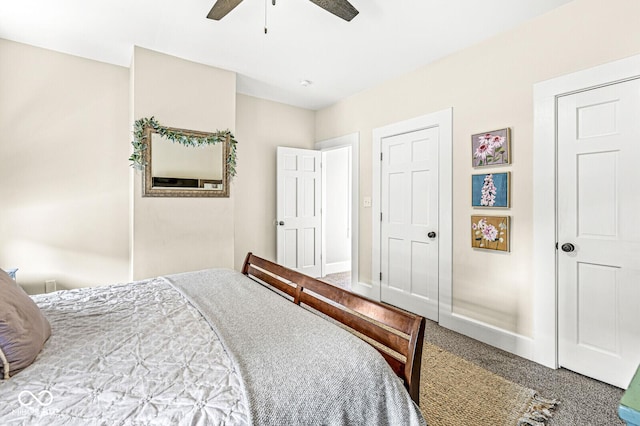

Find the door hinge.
[
  {"left": 380, "top": 212, "right": 383, "bottom": 221},
  {"left": 555, "top": 242, "right": 558, "bottom": 250},
  {"left": 379, "top": 272, "right": 382, "bottom": 281},
  {"left": 380, "top": 152, "right": 383, "bottom": 161}
]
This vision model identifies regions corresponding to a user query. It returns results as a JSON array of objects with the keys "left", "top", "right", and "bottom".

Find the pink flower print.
[
  {"left": 489, "top": 135, "right": 505, "bottom": 149},
  {"left": 480, "top": 174, "right": 497, "bottom": 207},
  {"left": 474, "top": 141, "right": 494, "bottom": 162},
  {"left": 474, "top": 132, "right": 507, "bottom": 166},
  {"left": 476, "top": 134, "right": 490, "bottom": 144},
  {"left": 482, "top": 224, "right": 498, "bottom": 242}
]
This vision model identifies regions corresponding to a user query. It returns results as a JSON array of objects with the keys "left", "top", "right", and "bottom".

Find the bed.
[{"left": 0, "top": 253, "right": 426, "bottom": 425}]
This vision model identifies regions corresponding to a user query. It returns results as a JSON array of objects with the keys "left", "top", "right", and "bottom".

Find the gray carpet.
[
  {"left": 320, "top": 271, "right": 351, "bottom": 288},
  {"left": 424, "top": 319, "right": 624, "bottom": 425}
]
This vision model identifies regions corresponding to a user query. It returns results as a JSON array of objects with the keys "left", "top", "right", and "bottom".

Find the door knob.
[
  {"left": 278, "top": 221, "right": 285, "bottom": 226},
  {"left": 561, "top": 243, "right": 575, "bottom": 252},
  {"left": 428, "top": 231, "right": 437, "bottom": 239}
]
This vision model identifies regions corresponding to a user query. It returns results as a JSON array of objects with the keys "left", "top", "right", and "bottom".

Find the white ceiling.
[{"left": 0, "top": 0, "right": 573, "bottom": 110}]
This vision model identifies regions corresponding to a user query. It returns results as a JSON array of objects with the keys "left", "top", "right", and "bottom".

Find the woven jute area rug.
[{"left": 420, "top": 342, "right": 559, "bottom": 426}]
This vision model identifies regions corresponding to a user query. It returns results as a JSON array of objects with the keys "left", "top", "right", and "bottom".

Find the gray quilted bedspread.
[
  {"left": 167, "top": 269, "right": 425, "bottom": 426},
  {"left": 0, "top": 269, "right": 426, "bottom": 425},
  {"left": 0, "top": 277, "right": 249, "bottom": 425}
]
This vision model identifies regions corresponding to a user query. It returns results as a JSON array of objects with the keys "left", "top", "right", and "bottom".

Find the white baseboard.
[
  {"left": 351, "top": 281, "right": 534, "bottom": 362},
  {"left": 325, "top": 261, "right": 351, "bottom": 275},
  {"left": 438, "top": 311, "right": 534, "bottom": 361}
]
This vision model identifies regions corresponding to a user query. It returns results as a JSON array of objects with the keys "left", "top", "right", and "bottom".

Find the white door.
[
  {"left": 557, "top": 78, "right": 640, "bottom": 388},
  {"left": 380, "top": 127, "right": 439, "bottom": 321},
  {"left": 276, "top": 147, "right": 322, "bottom": 277}
]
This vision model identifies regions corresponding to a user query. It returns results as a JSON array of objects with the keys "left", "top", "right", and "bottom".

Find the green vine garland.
[{"left": 129, "top": 117, "right": 238, "bottom": 178}]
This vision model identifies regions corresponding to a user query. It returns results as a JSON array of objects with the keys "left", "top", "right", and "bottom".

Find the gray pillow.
[{"left": 0, "top": 268, "right": 51, "bottom": 379}]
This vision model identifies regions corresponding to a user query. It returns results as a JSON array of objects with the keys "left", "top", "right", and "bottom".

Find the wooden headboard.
[{"left": 242, "top": 252, "right": 425, "bottom": 405}]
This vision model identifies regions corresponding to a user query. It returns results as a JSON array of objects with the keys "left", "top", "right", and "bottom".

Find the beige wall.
[
  {"left": 234, "top": 94, "right": 315, "bottom": 270},
  {"left": 315, "top": 0, "right": 640, "bottom": 335},
  {"left": 0, "top": 39, "right": 130, "bottom": 292},
  {"left": 131, "top": 47, "right": 236, "bottom": 279},
  {"left": 0, "top": 41, "right": 315, "bottom": 290}
]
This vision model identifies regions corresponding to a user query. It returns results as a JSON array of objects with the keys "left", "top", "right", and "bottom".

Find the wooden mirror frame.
[{"left": 142, "top": 125, "right": 230, "bottom": 198}]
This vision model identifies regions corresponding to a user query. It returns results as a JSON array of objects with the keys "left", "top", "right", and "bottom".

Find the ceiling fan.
[{"left": 207, "top": 0, "right": 359, "bottom": 22}]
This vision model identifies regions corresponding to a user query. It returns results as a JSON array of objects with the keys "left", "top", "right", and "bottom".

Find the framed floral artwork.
[
  {"left": 471, "top": 172, "right": 510, "bottom": 208},
  {"left": 471, "top": 128, "right": 511, "bottom": 167},
  {"left": 471, "top": 215, "right": 510, "bottom": 252}
]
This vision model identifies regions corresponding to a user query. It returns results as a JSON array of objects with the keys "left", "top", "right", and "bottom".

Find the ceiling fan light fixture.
[{"left": 207, "top": 0, "right": 359, "bottom": 22}]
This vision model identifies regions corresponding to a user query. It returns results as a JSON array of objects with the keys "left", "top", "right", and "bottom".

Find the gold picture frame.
[
  {"left": 471, "top": 128, "right": 511, "bottom": 168},
  {"left": 471, "top": 215, "right": 510, "bottom": 252}
]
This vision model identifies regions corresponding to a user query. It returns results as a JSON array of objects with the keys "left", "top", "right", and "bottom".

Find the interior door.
[
  {"left": 380, "top": 127, "right": 439, "bottom": 321},
  {"left": 557, "top": 78, "right": 640, "bottom": 388},
  {"left": 276, "top": 147, "right": 322, "bottom": 277}
]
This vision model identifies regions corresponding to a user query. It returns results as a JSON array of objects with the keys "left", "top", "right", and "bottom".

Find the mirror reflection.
[{"left": 143, "top": 126, "right": 230, "bottom": 197}]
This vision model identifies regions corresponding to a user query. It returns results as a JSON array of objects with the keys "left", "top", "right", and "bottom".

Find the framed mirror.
[{"left": 142, "top": 125, "right": 230, "bottom": 197}]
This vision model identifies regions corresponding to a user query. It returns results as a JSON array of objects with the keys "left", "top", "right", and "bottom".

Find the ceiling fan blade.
[
  {"left": 207, "top": 0, "right": 244, "bottom": 20},
  {"left": 308, "top": 0, "right": 359, "bottom": 22}
]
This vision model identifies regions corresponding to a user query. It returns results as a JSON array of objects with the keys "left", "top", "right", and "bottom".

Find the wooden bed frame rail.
[{"left": 242, "top": 252, "right": 425, "bottom": 405}]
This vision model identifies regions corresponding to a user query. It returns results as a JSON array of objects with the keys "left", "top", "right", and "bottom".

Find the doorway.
[
  {"left": 320, "top": 146, "right": 352, "bottom": 288},
  {"left": 315, "top": 133, "right": 359, "bottom": 289},
  {"left": 533, "top": 53, "right": 640, "bottom": 388},
  {"left": 276, "top": 134, "right": 359, "bottom": 287},
  {"left": 370, "top": 108, "right": 453, "bottom": 322}
]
